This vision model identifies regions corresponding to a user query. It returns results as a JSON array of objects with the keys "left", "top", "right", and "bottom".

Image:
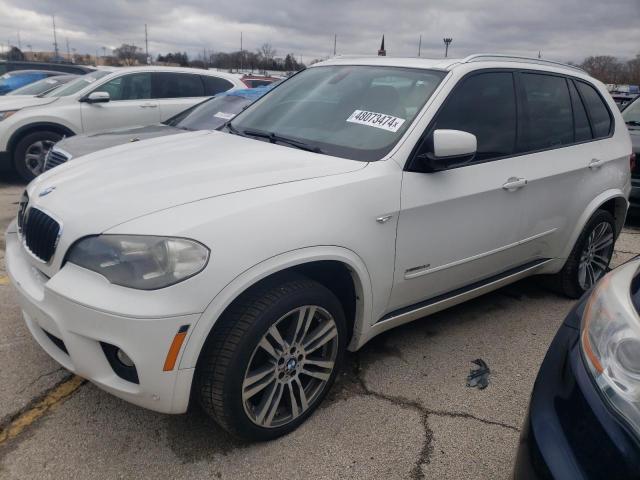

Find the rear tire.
[
  {"left": 195, "top": 274, "right": 346, "bottom": 441},
  {"left": 13, "top": 131, "right": 62, "bottom": 181},
  {"left": 553, "top": 209, "right": 616, "bottom": 298}
]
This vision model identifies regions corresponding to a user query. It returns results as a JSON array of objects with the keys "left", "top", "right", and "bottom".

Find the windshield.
[
  {"left": 168, "top": 95, "right": 255, "bottom": 130},
  {"left": 8, "top": 76, "right": 75, "bottom": 96},
  {"left": 623, "top": 97, "right": 640, "bottom": 126},
  {"left": 43, "top": 70, "right": 111, "bottom": 97},
  {"left": 231, "top": 65, "right": 446, "bottom": 161}
]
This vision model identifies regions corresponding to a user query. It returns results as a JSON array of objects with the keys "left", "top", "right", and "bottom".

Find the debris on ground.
[{"left": 466, "top": 359, "right": 490, "bottom": 389}]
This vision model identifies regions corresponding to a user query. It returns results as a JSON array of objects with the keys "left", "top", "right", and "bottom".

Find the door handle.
[
  {"left": 502, "top": 177, "right": 528, "bottom": 191},
  {"left": 141, "top": 103, "right": 158, "bottom": 108},
  {"left": 588, "top": 158, "right": 604, "bottom": 169}
]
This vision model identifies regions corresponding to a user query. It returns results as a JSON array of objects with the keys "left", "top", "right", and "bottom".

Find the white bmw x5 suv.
[{"left": 5, "top": 55, "right": 632, "bottom": 440}]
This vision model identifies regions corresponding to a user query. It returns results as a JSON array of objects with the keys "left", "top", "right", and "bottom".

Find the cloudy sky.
[{"left": 0, "top": 0, "right": 638, "bottom": 64}]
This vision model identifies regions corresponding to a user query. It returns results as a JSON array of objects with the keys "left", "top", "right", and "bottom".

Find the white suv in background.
[
  {"left": 0, "top": 66, "right": 244, "bottom": 179},
  {"left": 5, "top": 55, "right": 632, "bottom": 441}
]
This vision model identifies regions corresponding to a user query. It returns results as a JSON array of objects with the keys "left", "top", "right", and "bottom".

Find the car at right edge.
[
  {"left": 514, "top": 257, "right": 640, "bottom": 479},
  {"left": 5, "top": 54, "right": 633, "bottom": 441}
]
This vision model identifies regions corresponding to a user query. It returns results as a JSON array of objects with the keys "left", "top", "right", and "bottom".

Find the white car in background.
[
  {"left": 5, "top": 54, "right": 632, "bottom": 441},
  {"left": 0, "top": 66, "right": 244, "bottom": 179}
]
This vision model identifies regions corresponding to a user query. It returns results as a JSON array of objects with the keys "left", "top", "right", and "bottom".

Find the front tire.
[
  {"left": 195, "top": 275, "right": 346, "bottom": 441},
  {"left": 13, "top": 131, "right": 62, "bottom": 181},
  {"left": 554, "top": 209, "right": 616, "bottom": 298}
]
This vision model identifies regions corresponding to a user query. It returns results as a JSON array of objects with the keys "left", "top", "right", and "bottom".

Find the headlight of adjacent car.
[
  {"left": 67, "top": 235, "right": 210, "bottom": 290},
  {"left": 0, "top": 110, "right": 18, "bottom": 122},
  {"left": 581, "top": 260, "right": 640, "bottom": 434}
]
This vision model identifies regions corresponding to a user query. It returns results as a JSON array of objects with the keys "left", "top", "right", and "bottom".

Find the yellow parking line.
[
  {"left": 0, "top": 275, "right": 9, "bottom": 286},
  {"left": 0, "top": 375, "right": 84, "bottom": 445}
]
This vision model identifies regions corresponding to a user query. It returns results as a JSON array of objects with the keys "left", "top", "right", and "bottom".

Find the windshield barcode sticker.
[
  {"left": 214, "top": 111, "right": 236, "bottom": 120},
  {"left": 346, "top": 110, "right": 406, "bottom": 132}
]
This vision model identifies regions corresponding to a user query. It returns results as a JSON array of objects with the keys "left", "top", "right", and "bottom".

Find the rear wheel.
[
  {"left": 14, "top": 131, "right": 62, "bottom": 181},
  {"left": 554, "top": 209, "right": 616, "bottom": 298},
  {"left": 195, "top": 275, "right": 346, "bottom": 441}
]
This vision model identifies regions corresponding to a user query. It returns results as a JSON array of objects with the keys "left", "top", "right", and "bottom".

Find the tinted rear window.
[
  {"left": 568, "top": 80, "right": 592, "bottom": 142},
  {"left": 202, "top": 76, "right": 234, "bottom": 95},
  {"left": 519, "top": 73, "right": 573, "bottom": 151},
  {"left": 153, "top": 73, "right": 205, "bottom": 98},
  {"left": 576, "top": 81, "right": 612, "bottom": 138}
]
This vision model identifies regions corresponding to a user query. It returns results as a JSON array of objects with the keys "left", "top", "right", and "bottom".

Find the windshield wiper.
[
  {"left": 241, "top": 128, "right": 324, "bottom": 153},
  {"left": 626, "top": 120, "right": 640, "bottom": 127}
]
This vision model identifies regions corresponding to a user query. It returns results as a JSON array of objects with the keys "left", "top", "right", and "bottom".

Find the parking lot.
[{"left": 0, "top": 176, "right": 638, "bottom": 480}]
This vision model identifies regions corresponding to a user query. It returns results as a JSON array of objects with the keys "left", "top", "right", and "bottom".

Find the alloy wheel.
[
  {"left": 242, "top": 305, "right": 339, "bottom": 428},
  {"left": 24, "top": 140, "right": 55, "bottom": 177},
  {"left": 578, "top": 221, "right": 614, "bottom": 290}
]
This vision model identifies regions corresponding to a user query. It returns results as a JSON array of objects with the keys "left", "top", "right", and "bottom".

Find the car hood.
[
  {"left": 28, "top": 130, "right": 367, "bottom": 234},
  {"left": 54, "top": 124, "right": 184, "bottom": 158},
  {"left": 0, "top": 95, "right": 58, "bottom": 110}
]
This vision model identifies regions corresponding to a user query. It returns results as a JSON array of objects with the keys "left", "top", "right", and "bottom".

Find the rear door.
[
  {"left": 514, "top": 73, "right": 614, "bottom": 261},
  {"left": 80, "top": 72, "right": 160, "bottom": 134},
  {"left": 153, "top": 72, "right": 208, "bottom": 120},
  {"left": 389, "top": 71, "right": 533, "bottom": 312}
]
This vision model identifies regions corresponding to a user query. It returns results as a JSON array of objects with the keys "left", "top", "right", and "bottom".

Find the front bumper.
[
  {"left": 5, "top": 224, "right": 198, "bottom": 414},
  {"left": 514, "top": 299, "right": 640, "bottom": 479}
]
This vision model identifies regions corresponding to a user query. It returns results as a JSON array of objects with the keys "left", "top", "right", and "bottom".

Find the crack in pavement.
[
  {"left": 338, "top": 354, "right": 519, "bottom": 480},
  {"left": 16, "top": 367, "right": 65, "bottom": 394}
]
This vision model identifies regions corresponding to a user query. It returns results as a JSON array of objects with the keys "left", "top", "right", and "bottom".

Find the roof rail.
[{"left": 461, "top": 54, "right": 586, "bottom": 73}]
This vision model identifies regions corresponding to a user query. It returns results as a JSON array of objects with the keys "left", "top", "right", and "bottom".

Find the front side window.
[
  {"left": 231, "top": 65, "right": 446, "bottom": 161},
  {"left": 519, "top": 73, "right": 573, "bottom": 151},
  {"left": 576, "top": 81, "right": 612, "bottom": 138},
  {"left": 153, "top": 73, "right": 204, "bottom": 98},
  {"left": 96, "top": 73, "right": 151, "bottom": 100},
  {"left": 433, "top": 72, "right": 517, "bottom": 161}
]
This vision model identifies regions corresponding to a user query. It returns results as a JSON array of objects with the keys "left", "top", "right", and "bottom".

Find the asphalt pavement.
[{"left": 1, "top": 176, "right": 638, "bottom": 479}]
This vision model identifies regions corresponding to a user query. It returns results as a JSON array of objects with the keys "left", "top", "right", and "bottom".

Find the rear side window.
[
  {"left": 575, "top": 81, "right": 612, "bottom": 138},
  {"left": 519, "top": 73, "right": 573, "bottom": 151},
  {"left": 568, "top": 81, "right": 592, "bottom": 142},
  {"left": 202, "top": 76, "right": 234, "bottom": 95},
  {"left": 153, "top": 73, "right": 205, "bottom": 98},
  {"left": 434, "top": 72, "right": 516, "bottom": 161}
]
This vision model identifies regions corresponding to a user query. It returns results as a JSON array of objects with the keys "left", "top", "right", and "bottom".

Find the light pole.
[{"left": 443, "top": 37, "right": 452, "bottom": 58}]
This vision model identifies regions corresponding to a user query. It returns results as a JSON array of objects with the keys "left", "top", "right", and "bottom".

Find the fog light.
[{"left": 116, "top": 349, "right": 134, "bottom": 367}]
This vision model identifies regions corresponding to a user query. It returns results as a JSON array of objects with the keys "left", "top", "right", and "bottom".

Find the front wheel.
[
  {"left": 554, "top": 209, "right": 616, "bottom": 298},
  {"left": 13, "top": 131, "right": 62, "bottom": 181},
  {"left": 195, "top": 275, "right": 346, "bottom": 441}
]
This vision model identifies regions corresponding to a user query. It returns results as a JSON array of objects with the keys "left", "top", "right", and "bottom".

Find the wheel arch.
[
  {"left": 7, "top": 122, "right": 76, "bottom": 158},
  {"left": 559, "top": 190, "right": 628, "bottom": 262},
  {"left": 179, "top": 246, "right": 374, "bottom": 371}
]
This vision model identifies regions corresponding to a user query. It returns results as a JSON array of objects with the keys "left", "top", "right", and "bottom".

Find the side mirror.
[
  {"left": 82, "top": 91, "right": 110, "bottom": 104},
  {"left": 411, "top": 129, "right": 477, "bottom": 172}
]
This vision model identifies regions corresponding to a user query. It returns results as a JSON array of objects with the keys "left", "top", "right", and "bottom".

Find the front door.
[
  {"left": 80, "top": 72, "right": 160, "bottom": 134},
  {"left": 388, "top": 71, "right": 532, "bottom": 312}
]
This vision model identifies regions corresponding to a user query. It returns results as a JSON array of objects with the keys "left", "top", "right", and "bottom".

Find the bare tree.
[{"left": 114, "top": 44, "right": 145, "bottom": 66}]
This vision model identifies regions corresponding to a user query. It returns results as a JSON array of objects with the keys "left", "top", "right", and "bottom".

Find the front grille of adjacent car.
[
  {"left": 22, "top": 208, "right": 61, "bottom": 262},
  {"left": 43, "top": 149, "right": 69, "bottom": 172}
]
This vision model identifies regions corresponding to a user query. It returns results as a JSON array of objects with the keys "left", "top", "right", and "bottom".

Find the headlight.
[
  {"left": 0, "top": 110, "right": 18, "bottom": 121},
  {"left": 67, "top": 235, "right": 210, "bottom": 290},
  {"left": 581, "top": 260, "right": 640, "bottom": 433}
]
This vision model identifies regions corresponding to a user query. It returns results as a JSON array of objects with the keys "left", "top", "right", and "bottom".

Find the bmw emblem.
[{"left": 39, "top": 186, "right": 56, "bottom": 197}]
